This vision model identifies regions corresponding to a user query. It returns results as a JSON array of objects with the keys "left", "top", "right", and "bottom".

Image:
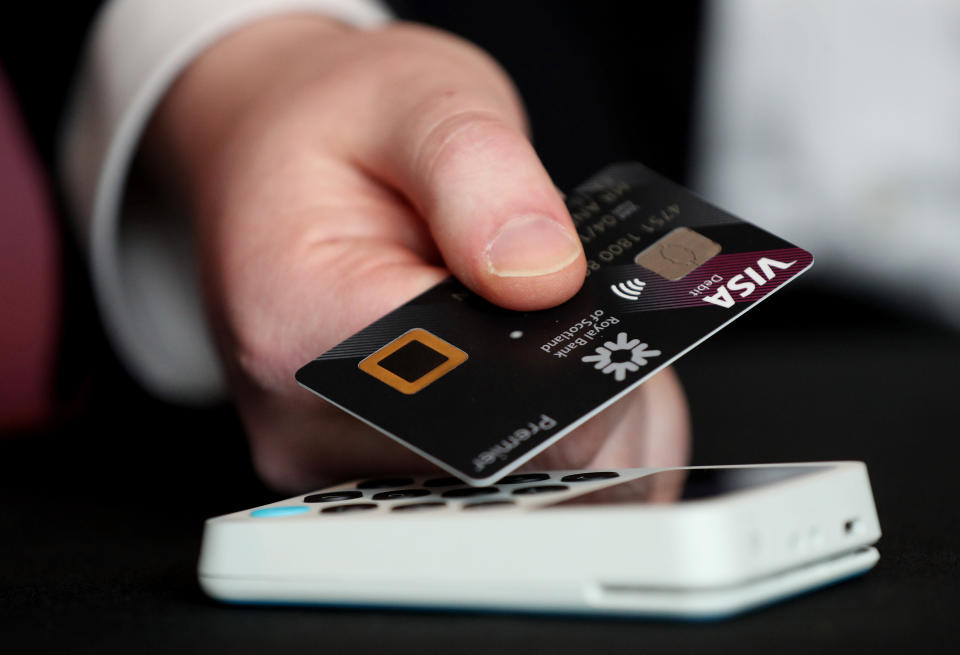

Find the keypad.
[
  {"left": 512, "top": 484, "right": 568, "bottom": 495},
  {"left": 372, "top": 489, "right": 431, "bottom": 501},
  {"left": 249, "top": 470, "right": 632, "bottom": 518},
  {"left": 320, "top": 503, "right": 378, "bottom": 514},
  {"left": 304, "top": 491, "right": 363, "bottom": 503},
  {"left": 442, "top": 487, "right": 500, "bottom": 498},
  {"left": 463, "top": 500, "right": 515, "bottom": 510},
  {"left": 497, "top": 473, "right": 551, "bottom": 484},
  {"left": 391, "top": 502, "right": 446, "bottom": 512},
  {"left": 561, "top": 471, "right": 620, "bottom": 483}
]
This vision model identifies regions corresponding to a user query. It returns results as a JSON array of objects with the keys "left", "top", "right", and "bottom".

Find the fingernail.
[{"left": 485, "top": 215, "right": 580, "bottom": 277}]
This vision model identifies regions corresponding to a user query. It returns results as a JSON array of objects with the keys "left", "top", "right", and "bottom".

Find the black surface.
[{"left": 1, "top": 290, "right": 957, "bottom": 654}]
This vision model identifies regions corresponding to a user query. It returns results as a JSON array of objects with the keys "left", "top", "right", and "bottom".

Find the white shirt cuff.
[{"left": 60, "top": 0, "right": 391, "bottom": 403}]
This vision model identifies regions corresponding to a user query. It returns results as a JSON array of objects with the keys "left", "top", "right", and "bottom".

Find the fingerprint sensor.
[
  {"left": 358, "top": 329, "right": 468, "bottom": 394},
  {"left": 378, "top": 340, "right": 448, "bottom": 383},
  {"left": 634, "top": 227, "right": 721, "bottom": 280}
]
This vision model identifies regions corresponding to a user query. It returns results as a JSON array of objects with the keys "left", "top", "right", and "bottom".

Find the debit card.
[{"left": 296, "top": 163, "right": 813, "bottom": 484}]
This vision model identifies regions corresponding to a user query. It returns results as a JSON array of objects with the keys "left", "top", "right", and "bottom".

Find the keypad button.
[
  {"left": 423, "top": 476, "right": 465, "bottom": 488},
  {"left": 464, "top": 500, "right": 515, "bottom": 509},
  {"left": 320, "top": 503, "right": 378, "bottom": 514},
  {"left": 442, "top": 487, "right": 500, "bottom": 498},
  {"left": 497, "top": 473, "right": 550, "bottom": 485},
  {"left": 356, "top": 477, "right": 415, "bottom": 489},
  {"left": 250, "top": 506, "right": 309, "bottom": 518},
  {"left": 372, "top": 489, "right": 431, "bottom": 501},
  {"left": 391, "top": 501, "right": 446, "bottom": 512},
  {"left": 512, "top": 484, "right": 569, "bottom": 495},
  {"left": 304, "top": 491, "right": 363, "bottom": 503},
  {"left": 561, "top": 471, "right": 620, "bottom": 483}
]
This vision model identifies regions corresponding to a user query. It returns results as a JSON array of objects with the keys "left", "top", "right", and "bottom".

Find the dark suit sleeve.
[{"left": 0, "top": 2, "right": 105, "bottom": 168}]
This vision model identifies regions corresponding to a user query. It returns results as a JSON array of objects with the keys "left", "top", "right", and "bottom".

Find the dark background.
[{"left": 1, "top": 1, "right": 957, "bottom": 652}]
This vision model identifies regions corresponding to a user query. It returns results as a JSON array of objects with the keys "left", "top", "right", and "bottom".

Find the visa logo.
[{"left": 701, "top": 257, "right": 797, "bottom": 309}]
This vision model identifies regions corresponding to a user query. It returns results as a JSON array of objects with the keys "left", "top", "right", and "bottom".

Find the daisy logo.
[{"left": 581, "top": 332, "right": 662, "bottom": 382}]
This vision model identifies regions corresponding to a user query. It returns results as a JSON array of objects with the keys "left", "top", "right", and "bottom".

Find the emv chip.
[
  {"left": 634, "top": 227, "right": 721, "bottom": 280},
  {"left": 358, "top": 329, "right": 468, "bottom": 394}
]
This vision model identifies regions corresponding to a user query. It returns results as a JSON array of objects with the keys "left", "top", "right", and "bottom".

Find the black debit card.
[{"left": 296, "top": 163, "right": 813, "bottom": 484}]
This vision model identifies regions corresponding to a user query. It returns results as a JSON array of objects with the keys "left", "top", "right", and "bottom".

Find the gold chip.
[
  {"left": 634, "top": 227, "right": 721, "bottom": 280},
  {"left": 358, "top": 328, "right": 468, "bottom": 394}
]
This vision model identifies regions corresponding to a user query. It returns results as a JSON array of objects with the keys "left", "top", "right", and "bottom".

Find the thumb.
[{"left": 360, "top": 35, "right": 586, "bottom": 310}]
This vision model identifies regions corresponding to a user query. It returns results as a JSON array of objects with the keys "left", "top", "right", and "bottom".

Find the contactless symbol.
[
  {"left": 358, "top": 328, "right": 468, "bottom": 394},
  {"left": 610, "top": 278, "right": 646, "bottom": 301},
  {"left": 580, "top": 332, "right": 661, "bottom": 382}
]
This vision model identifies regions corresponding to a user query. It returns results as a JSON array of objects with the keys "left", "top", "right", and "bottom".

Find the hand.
[{"left": 150, "top": 16, "right": 690, "bottom": 491}]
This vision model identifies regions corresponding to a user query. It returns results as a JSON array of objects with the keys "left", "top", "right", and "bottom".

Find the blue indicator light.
[{"left": 251, "top": 506, "right": 310, "bottom": 518}]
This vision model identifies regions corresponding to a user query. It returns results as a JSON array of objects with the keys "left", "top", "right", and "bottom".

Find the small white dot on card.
[{"left": 509, "top": 331, "right": 523, "bottom": 339}]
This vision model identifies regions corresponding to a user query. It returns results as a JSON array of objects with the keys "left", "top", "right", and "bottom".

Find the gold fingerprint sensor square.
[
  {"left": 358, "top": 328, "right": 468, "bottom": 394},
  {"left": 634, "top": 227, "right": 722, "bottom": 280}
]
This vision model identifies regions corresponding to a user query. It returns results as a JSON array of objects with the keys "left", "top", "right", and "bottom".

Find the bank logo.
[{"left": 581, "top": 332, "right": 661, "bottom": 382}]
